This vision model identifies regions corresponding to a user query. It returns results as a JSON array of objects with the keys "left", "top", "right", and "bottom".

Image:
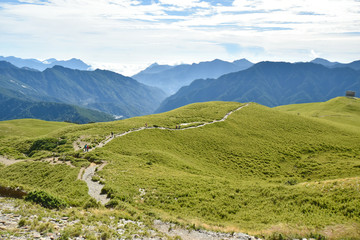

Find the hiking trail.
[
  {"left": 81, "top": 162, "right": 109, "bottom": 205},
  {"left": 0, "top": 103, "right": 250, "bottom": 205},
  {"left": 0, "top": 156, "right": 23, "bottom": 166},
  {"left": 76, "top": 103, "right": 250, "bottom": 153},
  {"left": 75, "top": 103, "right": 250, "bottom": 205}
]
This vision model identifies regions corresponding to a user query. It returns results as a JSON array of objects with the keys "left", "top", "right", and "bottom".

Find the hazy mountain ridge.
[
  {"left": 156, "top": 61, "right": 360, "bottom": 113},
  {"left": 0, "top": 87, "right": 115, "bottom": 123},
  {"left": 0, "top": 56, "right": 91, "bottom": 71},
  {"left": 0, "top": 61, "right": 167, "bottom": 120},
  {"left": 132, "top": 58, "right": 253, "bottom": 94},
  {"left": 311, "top": 58, "right": 360, "bottom": 70}
]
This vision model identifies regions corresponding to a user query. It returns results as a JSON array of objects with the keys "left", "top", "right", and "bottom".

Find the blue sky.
[{"left": 0, "top": 0, "right": 359, "bottom": 75}]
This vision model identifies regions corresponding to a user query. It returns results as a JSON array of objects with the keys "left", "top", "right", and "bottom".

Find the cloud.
[
  {"left": 221, "top": 43, "right": 265, "bottom": 57},
  {"left": 0, "top": 0, "right": 359, "bottom": 72},
  {"left": 310, "top": 50, "right": 320, "bottom": 59},
  {"left": 158, "top": 0, "right": 209, "bottom": 9}
]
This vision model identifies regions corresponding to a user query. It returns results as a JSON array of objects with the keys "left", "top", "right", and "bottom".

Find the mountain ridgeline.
[
  {"left": 156, "top": 61, "right": 360, "bottom": 113},
  {"left": 0, "top": 61, "right": 166, "bottom": 122},
  {"left": 311, "top": 58, "right": 360, "bottom": 70},
  {"left": 133, "top": 58, "right": 253, "bottom": 94},
  {"left": 0, "top": 87, "right": 115, "bottom": 124},
  {"left": 0, "top": 56, "right": 91, "bottom": 71}
]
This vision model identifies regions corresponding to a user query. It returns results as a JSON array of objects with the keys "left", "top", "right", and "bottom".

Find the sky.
[{"left": 0, "top": 0, "right": 359, "bottom": 76}]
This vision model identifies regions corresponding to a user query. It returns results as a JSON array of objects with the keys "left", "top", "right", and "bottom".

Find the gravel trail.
[
  {"left": 0, "top": 156, "right": 23, "bottom": 166},
  {"left": 81, "top": 162, "right": 109, "bottom": 205},
  {"left": 82, "top": 103, "right": 250, "bottom": 152}
]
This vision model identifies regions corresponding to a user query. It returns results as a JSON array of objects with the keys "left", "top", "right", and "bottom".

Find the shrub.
[
  {"left": 101, "top": 186, "right": 114, "bottom": 198},
  {"left": 83, "top": 198, "right": 101, "bottom": 209},
  {"left": 105, "top": 199, "right": 119, "bottom": 208},
  {"left": 285, "top": 179, "right": 298, "bottom": 185},
  {"left": 27, "top": 138, "right": 67, "bottom": 156},
  {"left": 18, "top": 218, "right": 27, "bottom": 227},
  {"left": 91, "top": 175, "right": 101, "bottom": 182},
  {"left": 25, "top": 190, "right": 67, "bottom": 209}
]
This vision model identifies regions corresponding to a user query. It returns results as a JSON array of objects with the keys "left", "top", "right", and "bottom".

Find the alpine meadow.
[
  {"left": 1, "top": 0, "right": 360, "bottom": 238},
  {"left": 1, "top": 98, "right": 359, "bottom": 239}
]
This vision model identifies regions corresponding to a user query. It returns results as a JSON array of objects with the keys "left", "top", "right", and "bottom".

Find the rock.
[{"left": 33, "top": 232, "right": 41, "bottom": 238}]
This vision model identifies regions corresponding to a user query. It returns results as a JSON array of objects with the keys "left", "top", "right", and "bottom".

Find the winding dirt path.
[
  {"left": 77, "top": 103, "right": 250, "bottom": 205},
  {"left": 0, "top": 156, "right": 24, "bottom": 166},
  {"left": 81, "top": 103, "right": 250, "bottom": 153},
  {"left": 1, "top": 104, "right": 250, "bottom": 205},
  {"left": 81, "top": 162, "right": 109, "bottom": 205}
]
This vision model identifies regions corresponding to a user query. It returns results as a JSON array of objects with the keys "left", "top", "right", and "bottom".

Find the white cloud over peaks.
[
  {"left": 0, "top": 0, "right": 359, "bottom": 67},
  {"left": 310, "top": 50, "right": 320, "bottom": 59},
  {"left": 158, "top": 0, "right": 209, "bottom": 9}
]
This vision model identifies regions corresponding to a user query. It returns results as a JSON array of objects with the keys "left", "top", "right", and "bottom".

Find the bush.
[
  {"left": 91, "top": 175, "right": 101, "bottom": 182},
  {"left": 105, "top": 199, "right": 119, "bottom": 208},
  {"left": 83, "top": 198, "right": 101, "bottom": 209},
  {"left": 101, "top": 186, "right": 114, "bottom": 198},
  {"left": 25, "top": 190, "right": 67, "bottom": 209},
  {"left": 27, "top": 138, "right": 67, "bottom": 156},
  {"left": 18, "top": 218, "right": 27, "bottom": 227},
  {"left": 285, "top": 179, "right": 298, "bottom": 185}
]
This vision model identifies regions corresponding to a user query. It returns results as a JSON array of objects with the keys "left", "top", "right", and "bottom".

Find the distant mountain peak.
[
  {"left": 0, "top": 56, "right": 91, "bottom": 71},
  {"left": 310, "top": 58, "right": 340, "bottom": 67},
  {"left": 233, "top": 58, "right": 252, "bottom": 63},
  {"left": 232, "top": 58, "right": 253, "bottom": 67},
  {"left": 0, "top": 61, "right": 18, "bottom": 69},
  {"left": 310, "top": 58, "right": 360, "bottom": 70},
  {"left": 43, "top": 58, "right": 57, "bottom": 64},
  {"left": 210, "top": 59, "right": 224, "bottom": 63},
  {"left": 133, "top": 58, "right": 254, "bottom": 94},
  {"left": 135, "top": 62, "right": 174, "bottom": 75},
  {"left": 51, "top": 65, "right": 66, "bottom": 69}
]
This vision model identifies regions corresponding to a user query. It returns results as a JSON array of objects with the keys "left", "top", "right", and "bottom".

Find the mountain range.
[
  {"left": 156, "top": 61, "right": 360, "bottom": 113},
  {"left": 0, "top": 61, "right": 166, "bottom": 122},
  {"left": 1, "top": 55, "right": 360, "bottom": 123},
  {"left": 311, "top": 58, "right": 360, "bottom": 70},
  {"left": 0, "top": 56, "right": 91, "bottom": 71},
  {"left": 132, "top": 58, "right": 254, "bottom": 94},
  {"left": 0, "top": 87, "right": 115, "bottom": 124}
]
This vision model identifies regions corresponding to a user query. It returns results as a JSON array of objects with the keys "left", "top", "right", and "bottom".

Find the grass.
[
  {"left": 0, "top": 99, "right": 360, "bottom": 239},
  {"left": 90, "top": 103, "right": 360, "bottom": 238},
  {"left": 0, "top": 119, "right": 74, "bottom": 159},
  {"left": 0, "top": 119, "right": 73, "bottom": 138},
  {"left": 0, "top": 161, "right": 89, "bottom": 206},
  {"left": 275, "top": 97, "right": 360, "bottom": 133},
  {"left": 0, "top": 197, "right": 160, "bottom": 239}
]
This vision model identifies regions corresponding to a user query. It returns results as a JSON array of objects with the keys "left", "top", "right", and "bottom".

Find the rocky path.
[
  {"left": 1, "top": 197, "right": 259, "bottom": 239},
  {"left": 0, "top": 156, "right": 23, "bottom": 166},
  {"left": 154, "top": 220, "right": 257, "bottom": 240},
  {"left": 0, "top": 197, "right": 163, "bottom": 239},
  {"left": 81, "top": 162, "right": 109, "bottom": 205}
]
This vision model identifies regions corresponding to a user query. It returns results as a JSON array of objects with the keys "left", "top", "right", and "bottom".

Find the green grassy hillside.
[
  {"left": 275, "top": 97, "right": 360, "bottom": 132},
  {"left": 95, "top": 102, "right": 360, "bottom": 238},
  {"left": 1, "top": 100, "right": 360, "bottom": 239},
  {"left": 0, "top": 119, "right": 73, "bottom": 138},
  {"left": 0, "top": 119, "right": 74, "bottom": 158}
]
